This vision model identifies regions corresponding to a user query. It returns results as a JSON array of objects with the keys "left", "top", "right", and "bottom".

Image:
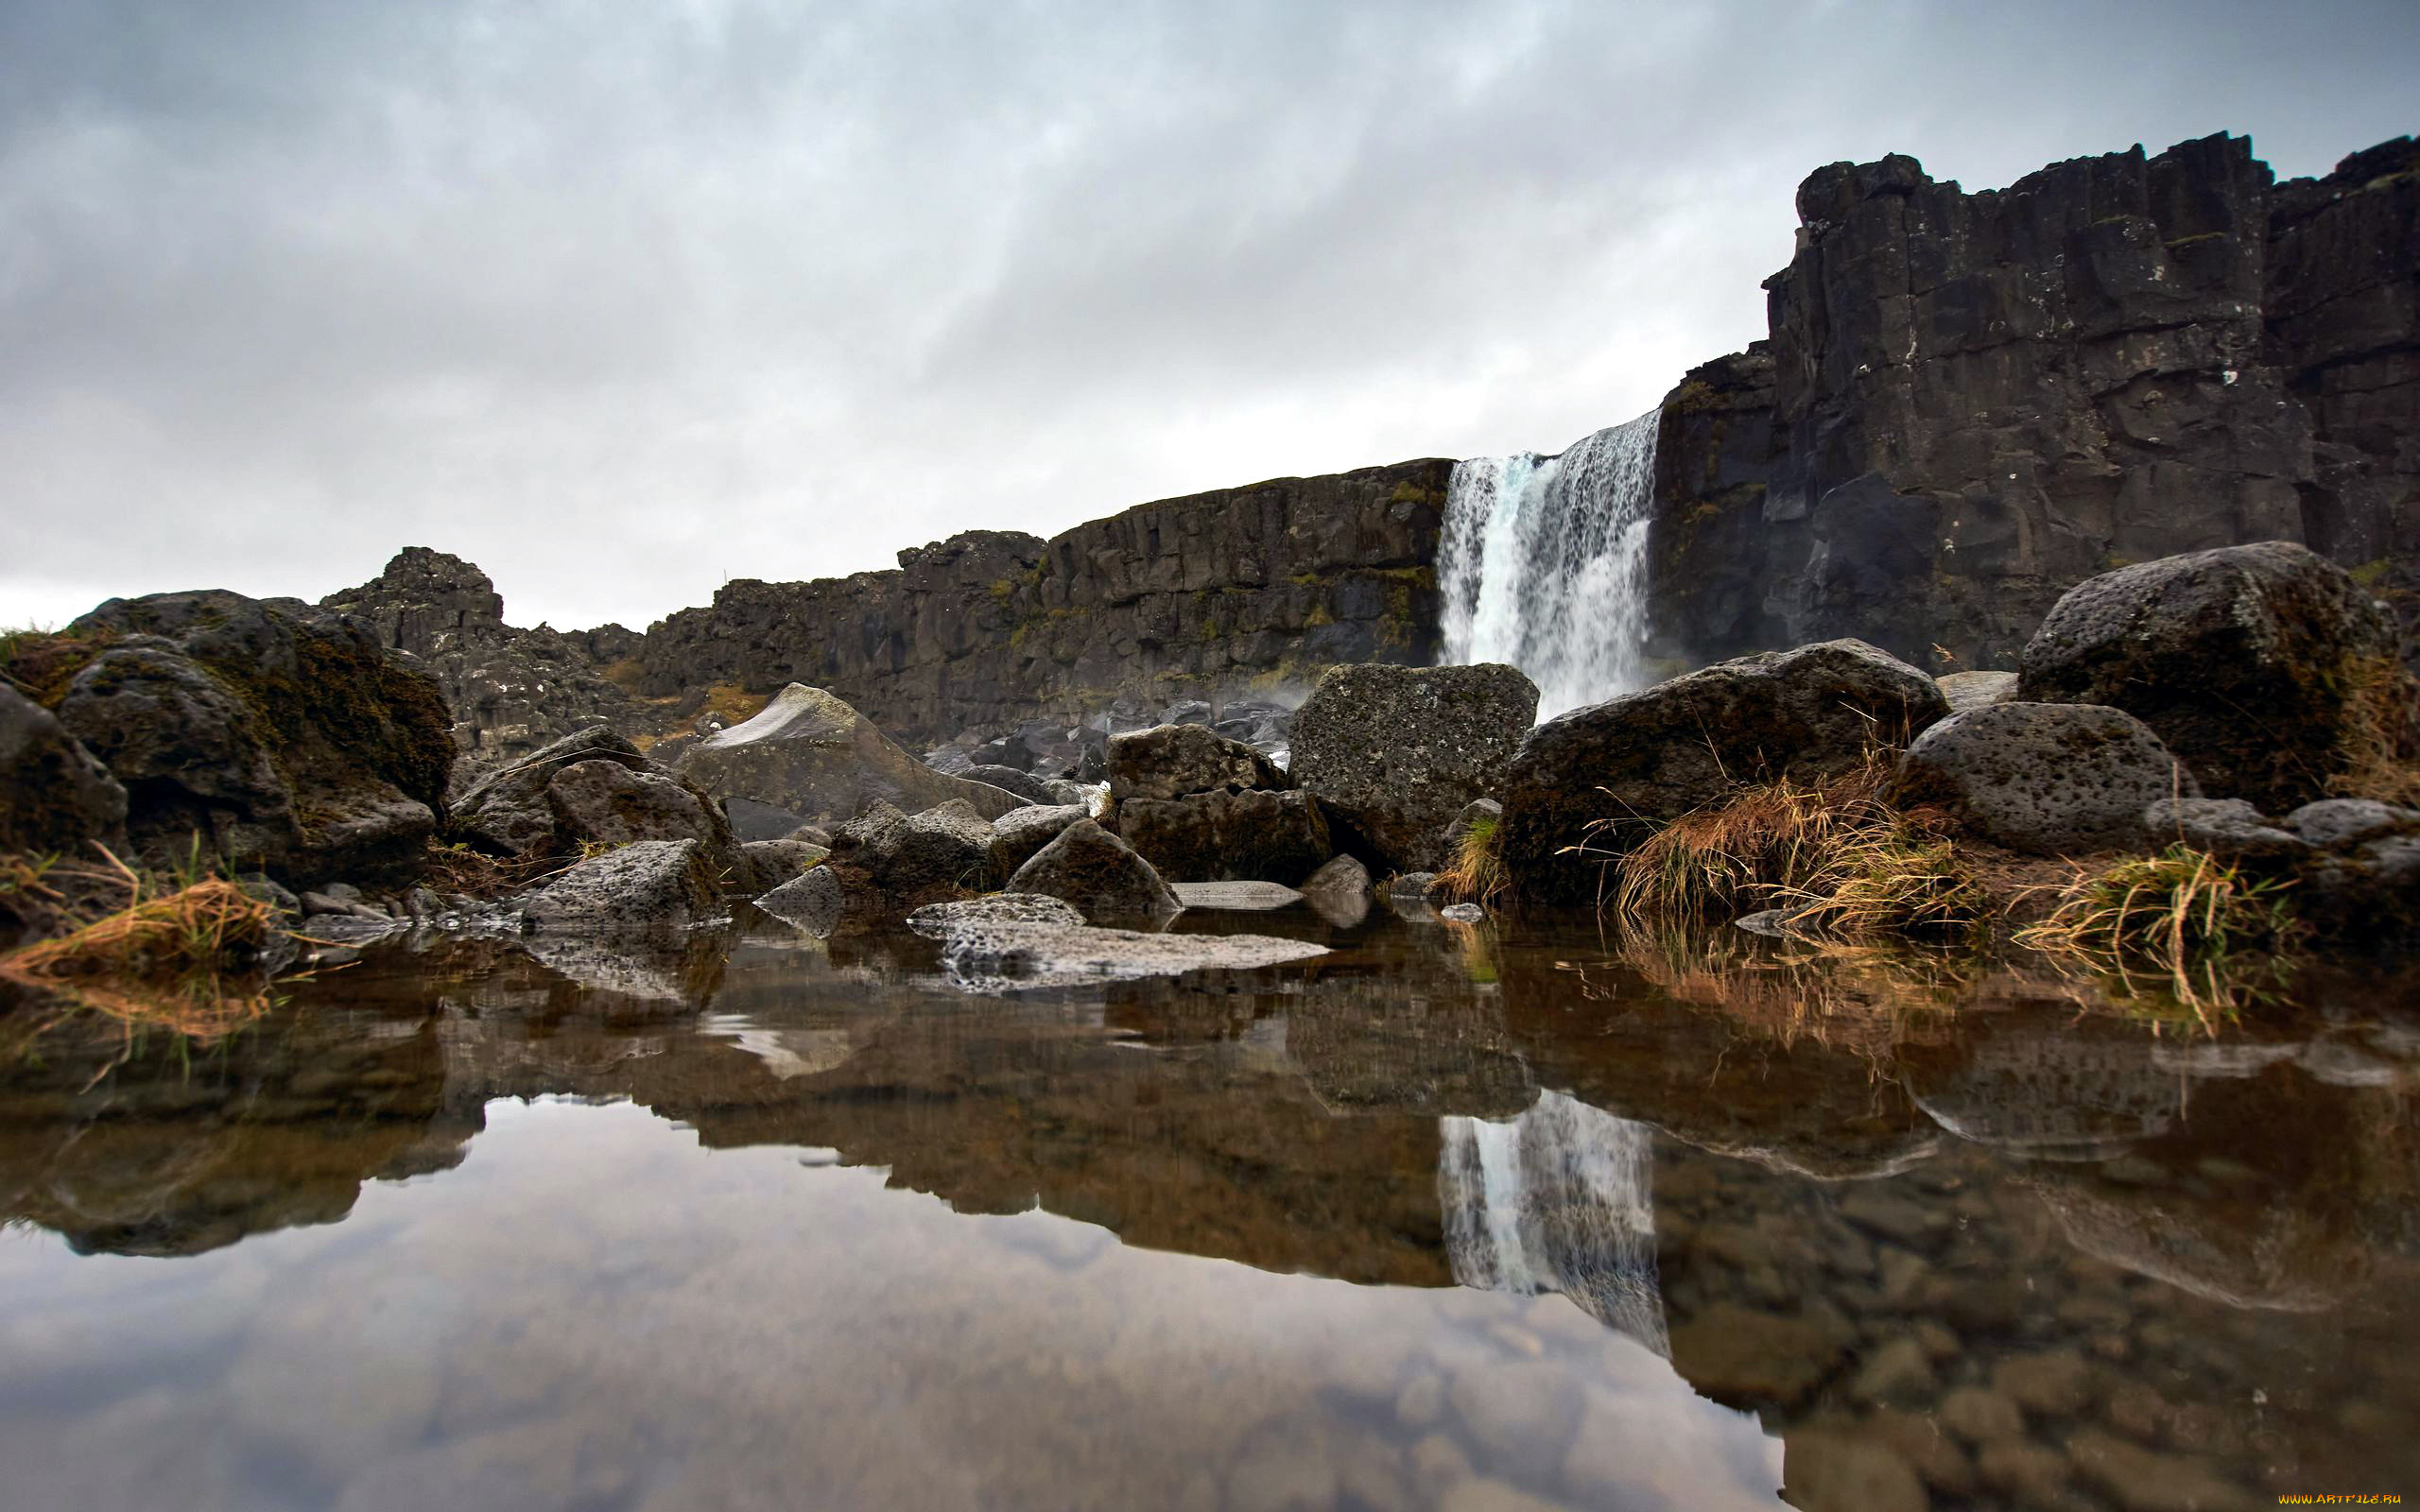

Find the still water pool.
[{"left": 2, "top": 911, "right": 2413, "bottom": 1510}]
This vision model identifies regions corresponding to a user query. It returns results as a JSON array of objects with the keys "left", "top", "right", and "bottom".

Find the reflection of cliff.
[{"left": 1440, "top": 1092, "right": 1668, "bottom": 1356}]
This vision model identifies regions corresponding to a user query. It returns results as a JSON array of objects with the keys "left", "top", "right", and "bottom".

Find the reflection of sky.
[{"left": 0, "top": 1095, "right": 1781, "bottom": 1511}]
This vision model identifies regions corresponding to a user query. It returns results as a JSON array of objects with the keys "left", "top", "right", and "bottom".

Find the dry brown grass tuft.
[
  {"left": 1434, "top": 812, "right": 1506, "bottom": 908},
  {"left": 1603, "top": 752, "right": 1989, "bottom": 941},
  {"left": 1, "top": 847, "right": 292, "bottom": 1053},
  {"left": 2014, "top": 845, "right": 2298, "bottom": 1027},
  {"left": 2328, "top": 655, "right": 2420, "bottom": 807}
]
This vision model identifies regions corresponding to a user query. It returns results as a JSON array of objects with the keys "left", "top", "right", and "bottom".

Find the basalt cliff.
[{"left": 333, "top": 129, "right": 2413, "bottom": 752}]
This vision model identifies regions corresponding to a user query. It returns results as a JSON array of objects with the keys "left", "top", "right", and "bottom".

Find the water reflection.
[
  {"left": 1440, "top": 1093, "right": 1668, "bottom": 1356},
  {"left": 0, "top": 914, "right": 2414, "bottom": 1509}
]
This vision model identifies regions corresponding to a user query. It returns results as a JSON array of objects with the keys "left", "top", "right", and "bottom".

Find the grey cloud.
[{"left": 1, "top": 0, "right": 2411, "bottom": 631}]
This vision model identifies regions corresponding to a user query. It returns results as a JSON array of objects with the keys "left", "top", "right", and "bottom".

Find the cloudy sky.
[{"left": 3, "top": 0, "right": 2412, "bottom": 631}]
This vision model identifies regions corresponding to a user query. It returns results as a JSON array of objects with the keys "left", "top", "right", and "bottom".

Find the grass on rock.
[{"left": 1435, "top": 813, "right": 1506, "bottom": 908}]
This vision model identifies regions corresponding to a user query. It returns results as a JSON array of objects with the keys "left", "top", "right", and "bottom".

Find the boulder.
[
  {"left": 1108, "top": 723, "right": 1287, "bottom": 801},
  {"left": 1935, "top": 670, "right": 2018, "bottom": 714},
  {"left": 0, "top": 684, "right": 128, "bottom": 857},
  {"left": 2139, "top": 799, "right": 2309, "bottom": 861},
  {"left": 521, "top": 838, "right": 724, "bottom": 935},
  {"left": 906, "top": 894, "right": 1086, "bottom": 936},
  {"left": 2018, "top": 541, "right": 2416, "bottom": 811},
  {"left": 962, "top": 765, "right": 1065, "bottom": 805},
  {"left": 1169, "top": 881, "right": 1303, "bottom": 911},
  {"left": 1896, "top": 703, "right": 2199, "bottom": 855},
  {"left": 42, "top": 591, "right": 455, "bottom": 886},
  {"left": 678, "top": 683, "right": 1029, "bottom": 826},
  {"left": 752, "top": 864, "right": 851, "bottom": 937},
  {"left": 2284, "top": 799, "right": 2420, "bottom": 939},
  {"left": 451, "top": 726, "right": 734, "bottom": 868},
  {"left": 994, "top": 802, "right": 1091, "bottom": 874},
  {"left": 824, "top": 799, "right": 1007, "bottom": 910},
  {"left": 1117, "top": 789, "right": 1333, "bottom": 885},
  {"left": 735, "top": 839, "right": 829, "bottom": 894},
  {"left": 1499, "top": 639, "right": 1949, "bottom": 903},
  {"left": 1005, "top": 819, "right": 1181, "bottom": 920},
  {"left": 1287, "top": 662, "right": 1538, "bottom": 870},
  {"left": 545, "top": 759, "right": 725, "bottom": 850},
  {"left": 1299, "top": 853, "right": 1373, "bottom": 928}
]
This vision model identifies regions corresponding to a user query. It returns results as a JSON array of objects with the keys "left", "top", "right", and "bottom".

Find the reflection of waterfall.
[
  {"left": 1439, "top": 1091, "right": 1668, "bottom": 1356},
  {"left": 1439, "top": 410, "right": 1660, "bottom": 718}
]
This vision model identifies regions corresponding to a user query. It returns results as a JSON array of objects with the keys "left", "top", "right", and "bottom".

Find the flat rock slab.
[
  {"left": 927, "top": 919, "right": 1328, "bottom": 992},
  {"left": 1169, "top": 881, "right": 1304, "bottom": 911}
]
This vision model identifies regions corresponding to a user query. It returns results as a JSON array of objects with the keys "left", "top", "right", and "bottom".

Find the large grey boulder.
[
  {"left": 678, "top": 683, "right": 1028, "bottom": 827},
  {"left": 735, "top": 838, "right": 829, "bottom": 894},
  {"left": 1005, "top": 819, "right": 1181, "bottom": 920},
  {"left": 994, "top": 802, "right": 1091, "bottom": 874},
  {"left": 1499, "top": 639, "right": 1948, "bottom": 903},
  {"left": 452, "top": 725, "right": 736, "bottom": 870},
  {"left": 753, "top": 865, "right": 849, "bottom": 936},
  {"left": 1897, "top": 703, "right": 2199, "bottom": 855},
  {"left": 546, "top": 759, "right": 725, "bottom": 850},
  {"left": 1117, "top": 789, "right": 1333, "bottom": 885},
  {"left": 906, "top": 894, "right": 1086, "bottom": 936},
  {"left": 2018, "top": 541, "right": 2416, "bottom": 811},
  {"left": 522, "top": 838, "right": 724, "bottom": 935},
  {"left": 0, "top": 683, "right": 128, "bottom": 857},
  {"left": 925, "top": 917, "right": 1327, "bottom": 992},
  {"left": 1107, "top": 723, "right": 1287, "bottom": 801},
  {"left": 833, "top": 799, "right": 1006, "bottom": 898},
  {"left": 1287, "top": 662, "right": 1538, "bottom": 871},
  {"left": 2140, "top": 798, "right": 2309, "bottom": 861},
  {"left": 44, "top": 591, "right": 455, "bottom": 886}
]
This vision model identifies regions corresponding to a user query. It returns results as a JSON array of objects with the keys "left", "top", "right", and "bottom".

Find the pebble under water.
[{"left": 2, "top": 907, "right": 2415, "bottom": 1511}]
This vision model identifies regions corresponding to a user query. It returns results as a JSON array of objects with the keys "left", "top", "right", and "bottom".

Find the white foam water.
[
  {"left": 1439, "top": 410, "right": 1660, "bottom": 718},
  {"left": 1438, "top": 1091, "right": 1668, "bottom": 1357}
]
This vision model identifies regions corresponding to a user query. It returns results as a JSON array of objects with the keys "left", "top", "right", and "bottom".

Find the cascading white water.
[
  {"left": 1439, "top": 410, "right": 1660, "bottom": 718},
  {"left": 1438, "top": 1091, "right": 1668, "bottom": 1357}
]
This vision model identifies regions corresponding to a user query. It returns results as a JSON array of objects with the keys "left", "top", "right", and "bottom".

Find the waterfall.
[
  {"left": 1439, "top": 410, "right": 1660, "bottom": 718},
  {"left": 1438, "top": 1091, "right": 1668, "bottom": 1356}
]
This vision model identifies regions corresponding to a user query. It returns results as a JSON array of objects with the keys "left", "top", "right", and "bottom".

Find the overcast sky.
[{"left": 3, "top": 0, "right": 2412, "bottom": 632}]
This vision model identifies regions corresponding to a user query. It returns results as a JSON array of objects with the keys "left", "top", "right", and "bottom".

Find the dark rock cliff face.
[
  {"left": 633, "top": 461, "right": 1450, "bottom": 744},
  {"left": 320, "top": 547, "right": 636, "bottom": 771},
  {"left": 1647, "top": 132, "right": 2419, "bottom": 673}
]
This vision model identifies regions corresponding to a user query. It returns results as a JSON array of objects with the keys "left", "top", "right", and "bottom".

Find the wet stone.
[
  {"left": 1849, "top": 1335, "right": 1938, "bottom": 1405},
  {"left": 1940, "top": 1384, "right": 2027, "bottom": 1444},
  {"left": 1783, "top": 1430, "right": 1927, "bottom": 1512},
  {"left": 1993, "top": 1348, "right": 2095, "bottom": 1417},
  {"left": 2066, "top": 1428, "right": 2257, "bottom": 1512}
]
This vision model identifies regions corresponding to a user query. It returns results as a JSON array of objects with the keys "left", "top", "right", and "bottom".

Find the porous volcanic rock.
[
  {"left": 46, "top": 591, "right": 455, "bottom": 886},
  {"left": 1107, "top": 723, "right": 1288, "bottom": 802},
  {"left": 1896, "top": 702, "right": 2199, "bottom": 855},
  {"left": 545, "top": 759, "right": 726, "bottom": 850},
  {"left": 2018, "top": 541, "right": 2414, "bottom": 811},
  {"left": 1004, "top": 819, "right": 1181, "bottom": 920},
  {"left": 1499, "top": 640, "right": 1947, "bottom": 903},
  {"left": 823, "top": 799, "right": 1008, "bottom": 912},
  {"left": 678, "top": 683, "right": 1028, "bottom": 827},
  {"left": 522, "top": 838, "right": 725, "bottom": 935},
  {"left": 1288, "top": 662, "right": 1538, "bottom": 871}
]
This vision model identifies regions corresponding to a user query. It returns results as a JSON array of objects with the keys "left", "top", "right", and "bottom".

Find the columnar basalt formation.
[
  {"left": 1648, "top": 132, "right": 2420, "bottom": 673},
  {"left": 632, "top": 461, "right": 1450, "bottom": 744}
]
